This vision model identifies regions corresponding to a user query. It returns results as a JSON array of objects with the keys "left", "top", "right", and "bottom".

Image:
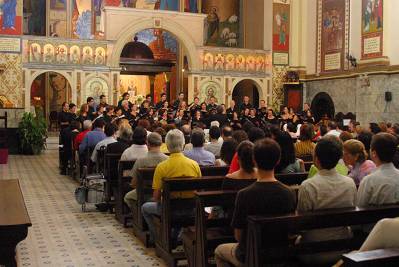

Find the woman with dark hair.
[
  {"left": 226, "top": 141, "right": 255, "bottom": 179},
  {"left": 215, "top": 138, "right": 238, "bottom": 166},
  {"left": 357, "top": 130, "right": 373, "bottom": 155},
  {"left": 369, "top": 123, "right": 381, "bottom": 135},
  {"left": 78, "top": 103, "right": 89, "bottom": 125},
  {"left": 265, "top": 108, "right": 278, "bottom": 125},
  {"left": 295, "top": 123, "right": 316, "bottom": 160},
  {"left": 200, "top": 102, "right": 208, "bottom": 120},
  {"left": 275, "top": 131, "right": 305, "bottom": 173}
]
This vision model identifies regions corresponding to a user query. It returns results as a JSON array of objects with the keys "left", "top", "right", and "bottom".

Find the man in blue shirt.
[
  {"left": 184, "top": 128, "right": 215, "bottom": 166},
  {"left": 79, "top": 119, "right": 106, "bottom": 155}
]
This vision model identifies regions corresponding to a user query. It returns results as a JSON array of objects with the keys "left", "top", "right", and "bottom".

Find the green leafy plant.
[{"left": 18, "top": 112, "right": 47, "bottom": 155}]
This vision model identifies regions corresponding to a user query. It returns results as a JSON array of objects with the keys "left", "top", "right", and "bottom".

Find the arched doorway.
[
  {"left": 232, "top": 79, "right": 260, "bottom": 108},
  {"left": 119, "top": 28, "right": 185, "bottom": 104},
  {"left": 311, "top": 92, "right": 335, "bottom": 122},
  {"left": 30, "top": 72, "right": 72, "bottom": 120}
]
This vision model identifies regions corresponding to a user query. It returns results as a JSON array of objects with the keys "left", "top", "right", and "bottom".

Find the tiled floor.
[{"left": 0, "top": 148, "right": 165, "bottom": 267}]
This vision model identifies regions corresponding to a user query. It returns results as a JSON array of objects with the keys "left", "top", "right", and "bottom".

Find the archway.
[
  {"left": 110, "top": 17, "right": 199, "bottom": 71},
  {"left": 30, "top": 72, "right": 72, "bottom": 120},
  {"left": 232, "top": 79, "right": 260, "bottom": 108},
  {"left": 119, "top": 28, "right": 183, "bottom": 104},
  {"left": 311, "top": 92, "right": 335, "bottom": 122}
]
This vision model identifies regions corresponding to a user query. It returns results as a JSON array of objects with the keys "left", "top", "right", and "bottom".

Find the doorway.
[
  {"left": 232, "top": 79, "right": 260, "bottom": 108},
  {"left": 311, "top": 92, "right": 335, "bottom": 122},
  {"left": 30, "top": 72, "right": 72, "bottom": 119}
]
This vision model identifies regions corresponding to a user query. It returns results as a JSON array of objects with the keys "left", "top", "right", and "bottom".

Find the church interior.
[{"left": 1, "top": 0, "right": 399, "bottom": 267}]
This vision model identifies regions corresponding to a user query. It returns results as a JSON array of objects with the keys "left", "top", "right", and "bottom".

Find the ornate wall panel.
[
  {"left": 0, "top": 0, "right": 23, "bottom": 35},
  {"left": 201, "top": 48, "right": 271, "bottom": 75},
  {"left": 361, "top": 0, "right": 383, "bottom": 59},
  {"left": 202, "top": 0, "right": 240, "bottom": 47},
  {"left": 0, "top": 53, "right": 23, "bottom": 107},
  {"left": 316, "top": 0, "right": 350, "bottom": 74},
  {"left": 27, "top": 39, "right": 107, "bottom": 66},
  {"left": 273, "top": 0, "right": 290, "bottom": 66},
  {"left": 272, "top": 65, "right": 288, "bottom": 110}
]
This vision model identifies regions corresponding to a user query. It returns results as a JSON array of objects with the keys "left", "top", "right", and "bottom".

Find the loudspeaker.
[{"left": 385, "top": 91, "right": 392, "bottom": 102}]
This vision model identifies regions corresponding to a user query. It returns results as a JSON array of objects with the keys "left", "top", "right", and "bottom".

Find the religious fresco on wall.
[
  {"left": 362, "top": 0, "right": 383, "bottom": 59},
  {"left": 0, "top": 0, "right": 22, "bottom": 35},
  {"left": 49, "top": 73, "right": 71, "bottom": 112},
  {"left": 43, "top": 44, "right": 55, "bottom": 63},
  {"left": 202, "top": 0, "right": 240, "bottom": 47},
  {"left": 272, "top": 0, "right": 290, "bottom": 66},
  {"left": 200, "top": 81, "right": 222, "bottom": 103},
  {"left": 49, "top": 0, "right": 67, "bottom": 37},
  {"left": 133, "top": 0, "right": 179, "bottom": 11},
  {"left": 135, "top": 28, "right": 177, "bottom": 60},
  {"left": 23, "top": 0, "right": 45, "bottom": 35},
  {"left": 85, "top": 77, "right": 109, "bottom": 104},
  {"left": 317, "top": 0, "right": 349, "bottom": 73},
  {"left": 70, "top": 45, "right": 81, "bottom": 64},
  {"left": 27, "top": 41, "right": 107, "bottom": 66},
  {"left": 184, "top": 0, "right": 197, "bottom": 13},
  {"left": 201, "top": 50, "right": 270, "bottom": 74},
  {"left": 72, "top": 0, "right": 94, "bottom": 39}
]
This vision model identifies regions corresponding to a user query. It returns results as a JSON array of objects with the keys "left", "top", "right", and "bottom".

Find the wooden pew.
[
  {"left": 183, "top": 190, "right": 238, "bottom": 267},
  {"left": 0, "top": 180, "right": 32, "bottom": 267},
  {"left": 132, "top": 165, "right": 230, "bottom": 247},
  {"left": 182, "top": 173, "right": 306, "bottom": 267},
  {"left": 342, "top": 249, "right": 399, "bottom": 267},
  {"left": 116, "top": 160, "right": 135, "bottom": 226},
  {"left": 246, "top": 205, "right": 399, "bottom": 267},
  {"left": 103, "top": 153, "right": 122, "bottom": 211},
  {"left": 275, "top": 172, "right": 308, "bottom": 186},
  {"left": 155, "top": 176, "right": 226, "bottom": 267},
  {"left": 304, "top": 161, "right": 313, "bottom": 171}
]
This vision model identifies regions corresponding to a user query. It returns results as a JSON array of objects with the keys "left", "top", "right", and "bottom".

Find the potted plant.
[{"left": 18, "top": 112, "right": 47, "bottom": 155}]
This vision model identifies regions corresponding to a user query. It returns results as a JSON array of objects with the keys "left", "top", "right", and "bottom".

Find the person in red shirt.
[{"left": 74, "top": 120, "right": 92, "bottom": 151}]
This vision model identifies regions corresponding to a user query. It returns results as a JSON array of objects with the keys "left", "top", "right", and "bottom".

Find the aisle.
[{"left": 0, "top": 149, "right": 164, "bottom": 267}]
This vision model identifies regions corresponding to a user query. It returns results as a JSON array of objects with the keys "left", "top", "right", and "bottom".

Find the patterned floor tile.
[{"left": 0, "top": 150, "right": 166, "bottom": 267}]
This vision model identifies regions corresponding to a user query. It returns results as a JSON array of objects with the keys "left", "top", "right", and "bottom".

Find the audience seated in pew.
[
  {"left": 142, "top": 129, "right": 202, "bottom": 244},
  {"left": 205, "top": 126, "right": 223, "bottom": 158},
  {"left": 106, "top": 121, "right": 132, "bottom": 154},
  {"left": 215, "top": 138, "right": 296, "bottom": 267},
  {"left": 74, "top": 120, "right": 92, "bottom": 151},
  {"left": 357, "top": 133, "right": 399, "bottom": 207},
  {"left": 225, "top": 141, "right": 255, "bottom": 180},
  {"left": 215, "top": 138, "right": 237, "bottom": 167},
  {"left": 124, "top": 132, "right": 169, "bottom": 210},
  {"left": 79, "top": 119, "right": 106, "bottom": 155},
  {"left": 184, "top": 128, "right": 215, "bottom": 166},
  {"left": 121, "top": 126, "right": 148, "bottom": 161},
  {"left": 90, "top": 123, "right": 117, "bottom": 163},
  {"left": 342, "top": 139, "right": 376, "bottom": 186},
  {"left": 275, "top": 131, "right": 305, "bottom": 174},
  {"left": 295, "top": 123, "right": 316, "bottom": 160},
  {"left": 297, "top": 135, "right": 357, "bottom": 266},
  {"left": 228, "top": 127, "right": 265, "bottom": 173}
]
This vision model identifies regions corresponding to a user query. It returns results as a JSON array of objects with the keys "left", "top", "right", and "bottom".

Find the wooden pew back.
[
  {"left": 116, "top": 160, "right": 135, "bottom": 226},
  {"left": 156, "top": 176, "right": 225, "bottom": 267},
  {"left": 246, "top": 205, "right": 399, "bottom": 267}
]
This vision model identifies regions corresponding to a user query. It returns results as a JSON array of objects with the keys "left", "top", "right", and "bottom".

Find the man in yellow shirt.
[{"left": 142, "top": 129, "right": 201, "bottom": 244}]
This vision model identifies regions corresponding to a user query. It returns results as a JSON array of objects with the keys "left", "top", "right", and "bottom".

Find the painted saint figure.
[
  {"left": 1, "top": 0, "right": 17, "bottom": 30},
  {"left": 207, "top": 7, "right": 220, "bottom": 41}
]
